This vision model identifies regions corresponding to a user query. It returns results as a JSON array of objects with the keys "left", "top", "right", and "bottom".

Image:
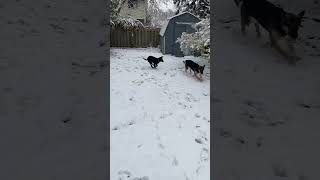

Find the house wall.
[{"left": 119, "top": 0, "right": 147, "bottom": 22}]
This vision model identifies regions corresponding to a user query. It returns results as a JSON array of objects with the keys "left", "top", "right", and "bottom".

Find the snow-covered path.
[{"left": 110, "top": 48, "right": 210, "bottom": 180}]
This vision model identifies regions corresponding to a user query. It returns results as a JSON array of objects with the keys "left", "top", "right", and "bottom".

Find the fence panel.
[{"left": 111, "top": 27, "right": 160, "bottom": 48}]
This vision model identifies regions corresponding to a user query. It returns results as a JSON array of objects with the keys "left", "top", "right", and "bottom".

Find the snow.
[
  {"left": 110, "top": 48, "right": 210, "bottom": 180},
  {"left": 213, "top": 0, "right": 320, "bottom": 179},
  {"left": 159, "top": 20, "right": 169, "bottom": 36},
  {"left": 1, "top": 0, "right": 108, "bottom": 179}
]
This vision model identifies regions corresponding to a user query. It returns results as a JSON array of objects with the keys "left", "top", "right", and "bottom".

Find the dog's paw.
[{"left": 288, "top": 56, "right": 301, "bottom": 65}]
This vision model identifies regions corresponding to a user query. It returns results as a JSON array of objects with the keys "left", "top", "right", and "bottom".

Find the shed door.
[
  {"left": 174, "top": 24, "right": 187, "bottom": 57},
  {"left": 186, "top": 24, "right": 196, "bottom": 33}
]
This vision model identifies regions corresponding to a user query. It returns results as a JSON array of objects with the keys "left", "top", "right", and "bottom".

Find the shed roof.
[{"left": 159, "top": 12, "right": 199, "bottom": 36}]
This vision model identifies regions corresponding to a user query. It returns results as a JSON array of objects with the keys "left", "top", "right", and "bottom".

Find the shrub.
[{"left": 176, "top": 18, "right": 210, "bottom": 59}]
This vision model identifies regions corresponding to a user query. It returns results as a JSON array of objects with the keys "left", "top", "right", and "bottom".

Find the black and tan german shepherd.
[
  {"left": 234, "top": 0, "right": 305, "bottom": 64},
  {"left": 183, "top": 60, "right": 205, "bottom": 80}
]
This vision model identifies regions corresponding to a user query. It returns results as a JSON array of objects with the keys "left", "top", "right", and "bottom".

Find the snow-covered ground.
[
  {"left": 1, "top": 1, "right": 108, "bottom": 179},
  {"left": 110, "top": 48, "right": 210, "bottom": 180},
  {"left": 213, "top": 0, "right": 320, "bottom": 179}
]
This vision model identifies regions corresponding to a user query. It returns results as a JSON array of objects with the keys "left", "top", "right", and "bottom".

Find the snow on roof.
[
  {"left": 159, "top": 12, "right": 199, "bottom": 36},
  {"left": 159, "top": 20, "right": 169, "bottom": 36},
  {"left": 167, "top": 12, "right": 198, "bottom": 20}
]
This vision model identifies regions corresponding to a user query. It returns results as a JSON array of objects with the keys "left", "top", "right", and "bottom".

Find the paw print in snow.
[
  {"left": 118, "top": 170, "right": 131, "bottom": 180},
  {"left": 172, "top": 157, "right": 179, "bottom": 166},
  {"left": 200, "top": 148, "right": 209, "bottom": 162},
  {"left": 132, "top": 176, "right": 149, "bottom": 180}
]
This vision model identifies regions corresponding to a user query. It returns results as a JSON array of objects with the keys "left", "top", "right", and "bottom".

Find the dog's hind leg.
[
  {"left": 255, "top": 22, "right": 261, "bottom": 38},
  {"left": 240, "top": 4, "right": 249, "bottom": 35}
]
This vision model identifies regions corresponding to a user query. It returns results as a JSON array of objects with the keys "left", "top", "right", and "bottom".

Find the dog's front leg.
[
  {"left": 271, "top": 34, "right": 289, "bottom": 58},
  {"left": 271, "top": 32, "right": 300, "bottom": 64},
  {"left": 268, "top": 33, "right": 276, "bottom": 48},
  {"left": 194, "top": 71, "right": 198, "bottom": 78}
]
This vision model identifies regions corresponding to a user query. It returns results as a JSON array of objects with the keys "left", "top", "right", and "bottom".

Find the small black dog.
[
  {"left": 234, "top": 0, "right": 305, "bottom": 63},
  {"left": 183, "top": 60, "right": 205, "bottom": 79},
  {"left": 143, "top": 56, "right": 164, "bottom": 68}
]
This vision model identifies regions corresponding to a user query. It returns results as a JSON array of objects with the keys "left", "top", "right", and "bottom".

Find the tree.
[
  {"left": 111, "top": 0, "right": 125, "bottom": 22},
  {"left": 146, "top": 0, "right": 176, "bottom": 27},
  {"left": 173, "top": 0, "right": 210, "bottom": 18},
  {"left": 111, "top": 0, "right": 144, "bottom": 29}
]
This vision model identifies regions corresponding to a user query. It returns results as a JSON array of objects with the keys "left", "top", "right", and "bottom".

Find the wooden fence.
[{"left": 111, "top": 27, "right": 160, "bottom": 48}]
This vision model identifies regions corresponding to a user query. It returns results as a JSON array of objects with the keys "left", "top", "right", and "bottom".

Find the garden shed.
[{"left": 159, "top": 12, "right": 200, "bottom": 57}]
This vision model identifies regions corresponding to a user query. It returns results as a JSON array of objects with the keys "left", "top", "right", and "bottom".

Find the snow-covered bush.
[
  {"left": 112, "top": 16, "right": 144, "bottom": 29},
  {"left": 176, "top": 18, "right": 210, "bottom": 59}
]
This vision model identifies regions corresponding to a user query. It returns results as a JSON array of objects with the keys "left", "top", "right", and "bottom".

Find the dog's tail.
[
  {"left": 143, "top": 58, "right": 147, "bottom": 61},
  {"left": 183, "top": 60, "right": 186, "bottom": 64}
]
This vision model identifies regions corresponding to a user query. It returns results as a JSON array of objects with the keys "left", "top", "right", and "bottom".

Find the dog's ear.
[{"left": 298, "top": 10, "right": 305, "bottom": 18}]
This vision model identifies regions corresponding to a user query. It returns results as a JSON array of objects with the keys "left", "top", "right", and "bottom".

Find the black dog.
[
  {"left": 143, "top": 56, "right": 164, "bottom": 68},
  {"left": 183, "top": 60, "right": 205, "bottom": 79},
  {"left": 234, "top": 0, "right": 305, "bottom": 63}
]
